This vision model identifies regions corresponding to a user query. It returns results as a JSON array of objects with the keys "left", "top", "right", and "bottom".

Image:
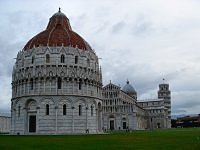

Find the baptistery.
[{"left": 11, "top": 9, "right": 102, "bottom": 134}]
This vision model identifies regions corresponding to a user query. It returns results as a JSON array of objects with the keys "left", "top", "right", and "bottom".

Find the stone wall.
[
  {"left": 0, "top": 116, "right": 10, "bottom": 133},
  {"left": 12, "top": 46, "right": 102, "bottom": 100},
  {"left": 11, "top": 46, "right": 103, "bottom": 134},
  {"left": 11, "top": 95, "right": 102, "bottom": 134}
]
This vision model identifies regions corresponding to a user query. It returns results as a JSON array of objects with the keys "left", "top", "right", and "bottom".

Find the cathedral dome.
[
  {"left": 11, "top": 9, "right": 102, "bottom": 134},
  {"left": 122, "top": 81, "right": 136, "bottom": 95},
  {"left": 23, "top": 9, "right": 92, "bottom": 51}
]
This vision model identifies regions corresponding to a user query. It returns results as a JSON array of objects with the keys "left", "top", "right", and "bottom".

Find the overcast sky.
[{"left": 1, "top": 0, "right": 200, "bottom": 116}]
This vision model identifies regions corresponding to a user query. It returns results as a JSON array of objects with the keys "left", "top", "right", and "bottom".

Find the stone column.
[
  {"left": 96, "top": 108, "right": 98, "bottom": 132},
  {"left": 72, "top": 106, "right": 74, "bottom": 133},
  {"left": 56, "top": 77, "right": 58, "bottom": 95},
  {"left": 33, "top": 78, "right": 35, "bottom": 94},
  {"left": 27, "top": 80, "right": 30, "bottom": 94},
  {"left": 17, "top": 83, "right": 19, "bottom": 97},
  {"left": 86, "top": 107, "right": 88, "bottom": 131},
  {"left": 23, "top": 107, "right": 27, "bottom": 134},
  {"left": 38, "top": 79, "right": 40, "bottom": 95},
  {"left": 50, "top": 78, "right": 52, "bottom": 94},
  {"left": 11, "top": 109, "right": 15, "bottom": 134},
  {"left": 23, "top": 80, "right": 25, "bottom": 95},
  {"left": 86, "top": 82, "right": 88, "bottom": 96},
  {"left": 99, "top": 109, "right": 102, "bottom": 132},
  {"left": 36, "top": 106, "right": 40, "bottom": 133},
  {"left": 44, "top": 77, "right": 46, "bottom": 94},
  {"left": 72, "top": 79, "right": 74, "bottom": 94},
  {"left": 61, "top": 77, "right": 63, "bottom": 94},
  {"left": 19, "top": 81, "right": 21, "bottom": 96},
  {"left": 55, "top": 106, "right": 58, "bottom": 134}
]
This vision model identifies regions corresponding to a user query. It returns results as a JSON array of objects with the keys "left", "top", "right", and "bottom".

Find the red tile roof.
[{"left": 23, "top": 11, "right": 92, "bottom": 51}]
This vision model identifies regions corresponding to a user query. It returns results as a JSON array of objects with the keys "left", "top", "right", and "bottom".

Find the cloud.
[
  {"left": 172, "top": 90, "right": 200, "bottom": 114},
  {"left": 1, "top": 0, "right": 200, "bottom": 116},
  {"left": 111, "top": 21, "right": 126, "bottom": 34}
]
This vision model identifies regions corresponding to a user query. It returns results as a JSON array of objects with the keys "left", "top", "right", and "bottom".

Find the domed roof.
[
  {"left": 122, "top": 80, "right": 136, "bottom": 95},
  {"left": 23, "top": 8, "right": 92, "bottom": 51}
]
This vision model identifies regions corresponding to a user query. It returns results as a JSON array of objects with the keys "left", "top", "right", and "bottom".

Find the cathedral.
[{"left": 11, "top": 9, "right": 171, "bottom": 134}]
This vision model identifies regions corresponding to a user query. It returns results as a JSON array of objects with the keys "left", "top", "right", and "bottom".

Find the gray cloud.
[
  {"left": 111, "top": 21, "right": 126, "bottom": 34},
  {"left": 132, "top": 15, "right": 155, "bottom": 37},
  {"left": 172, "top": 90, "right": 200, "bottom": 114},
  {"left": 1, "top": 0, "right": 200, "bottom": 116}
]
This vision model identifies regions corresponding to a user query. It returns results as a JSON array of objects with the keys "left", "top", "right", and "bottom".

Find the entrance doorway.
[
  {"left": 110, "top": 120, "right": 114, "bottom": 130},
  {"left": 29, "top": 115, "right": 36, "bottom": 132},
  {"left": 157, "top": 123, "right": 160, "bottom": 128},
  {"left": 123, "top": 122, "right": 126, "bottom": 129}
]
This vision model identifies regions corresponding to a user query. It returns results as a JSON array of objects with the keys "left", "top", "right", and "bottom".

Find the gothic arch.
[{"left": 25, "top": 99, "right": 38, "bottom": 110}]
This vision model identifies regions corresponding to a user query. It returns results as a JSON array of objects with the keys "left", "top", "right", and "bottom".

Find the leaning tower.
[
  {"left": 11, "top": 9, "right": 102, "bottom": 134},
  {"left": 158, "top": 81, "right": 171, "bottom": 128}
]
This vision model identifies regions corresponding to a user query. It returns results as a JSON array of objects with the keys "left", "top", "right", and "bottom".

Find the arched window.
[
  {"left": 61, "top": 54, "right": 65, "bottom": 63},
  {"left": 30, "top": 78, "right": 33, "bottom": 90},
  {"left": 98, "top": 102, "right": 101, "bottom": 110},
  {"left": 87, "top": 59, "right": 90, "bottom": 67},
  {"left": 63, "top": 104, "right": 66, "bottom": 115},
  {"left": 18, "top": 105, "right": 20, "bottom": 117},
  {"left": 91, "top": 106, "right": 94, "bottom": 116},
  {"left": 94, "top": 62, "right": 96, "bottom": 69},
  {"left": 46, "top": 54, "right": 50, "bottom": 63},
  {"left": 57, "top": 77, "right": 62, "bottom": 89},
  {"left": 75, "top": 56, "right": 78, "bottom": 64},
  {"left": 79, "top": 79, "right": 82, "bottom": 90},
  {"left": 79, "top": 105, "right": 82, "bottom": 116},
  {"left": 31, "top": 56, "right": 34, "bottom": 64},
  {"left": 46, "top": 104, "right": 49, "bottom": 115}
]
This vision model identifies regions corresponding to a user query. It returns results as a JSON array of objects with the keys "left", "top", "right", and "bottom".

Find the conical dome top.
[{"left": 23, "top": 8, "right": 92, "bottom": 51}]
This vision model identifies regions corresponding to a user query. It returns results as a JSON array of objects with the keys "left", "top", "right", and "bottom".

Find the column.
[
  {"left": 50, "top": 78, "right": 52, "bottom": 94},
  {"left": 44, "top": 77, "right": 46, "bottom": 93},
  {"left": 86, "top": 107, "right": 88, "bottom": 131},
  {"left": 96, "top": 109, "right": 98, "bottom": 132},
  {"left": 36, "top": 106, "right": 40, "bottom": 133},
  {"left": 72, "top": 79, "right": 74, "bottom": 94},
  {"left": 23, "top": 107, "right": 26, "bottom": 134},
  {"left": 55, "top": 106, "right": 58, "bottom": 134},
  {"left": 38, "top": 79, "right": 40, "bottom": 95},
  {"left": 27, "top": 80, "right": 30, "bottom": 94},
  {"left": 72, "top": 106, "right": 74, "bottom": 133},
  {"left": 86, "top": 82, "right": 88, "bottom": 96}
]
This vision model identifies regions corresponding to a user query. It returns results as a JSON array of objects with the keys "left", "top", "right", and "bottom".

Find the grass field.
[{"left": 0, "top": 128, "right": 200, "bottom": 150}]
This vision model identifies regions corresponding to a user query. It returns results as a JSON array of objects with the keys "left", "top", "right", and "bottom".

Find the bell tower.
[{"left": 158, "top": 79, "right": 171, "bottom": 128}]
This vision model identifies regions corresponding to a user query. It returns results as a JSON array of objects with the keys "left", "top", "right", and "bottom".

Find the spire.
[
  {"left": 162, "top": 78, "right": 166, "bottom": 84},
  {"left": 126, "top": 79, "right": 129, "bottom": 84}
]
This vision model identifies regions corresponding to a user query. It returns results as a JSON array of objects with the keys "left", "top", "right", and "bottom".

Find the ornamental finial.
[
  {"left": 59, "top": 7, "right": 61, "bottom": 13},
  {"left": 127, "top": 79, "right": 129, "bottom": 84},
  {"left": 162, "top": 78, "right": 166, "bottom": 84}
]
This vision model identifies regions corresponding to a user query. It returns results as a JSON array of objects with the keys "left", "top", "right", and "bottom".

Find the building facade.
[
  {"left": 11, "top": 9, "right": 171, "bottom": 134},
  {"left": 173, "top": 114, "right": 200, "bottom": 128},
  {"left": 0, "top": 116, "right": 11, "bottom": 133},
  {"left": 11, "top": 10, "right": 102, "bottom": 134},
  {"left": 102, "top": 81, "right": 171, "bottom": 130}
]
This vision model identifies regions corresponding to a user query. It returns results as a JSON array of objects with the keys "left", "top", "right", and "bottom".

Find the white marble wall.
[
  {"left": 0, "top": 116, "right": 11, "bottom": 133},
  {"left": 11, "top": 46, "right": 103, "bottom": 134},
  {"left": 12, "top": 46, "right": 102, "bottom": 100},
  {"left": 11, "top": 96, "right": 102, "bottom": 134},
  {"left": 102, "top": 82, "right": 171, "bottom": 130}
]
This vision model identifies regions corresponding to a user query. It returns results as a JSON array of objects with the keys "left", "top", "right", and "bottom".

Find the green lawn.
[{"left": 0, "top": 128, "right": 200, "bottom": 150}]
